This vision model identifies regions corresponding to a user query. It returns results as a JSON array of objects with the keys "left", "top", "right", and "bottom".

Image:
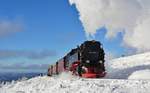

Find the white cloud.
[
  {"left": 0, "top": 50, "right": 57, "bottom": 59},
  {"left": 69, "top": 0, "right": 150, "bottom": 53},
  {"left": 0, "top": 19, "right": 23, "bottom": 37},
  {"left": 0, "top": 62, "right": 49, "bottom": 72},
  {"left": 0, "top": 63, "right": 49, "bottom": 70}
]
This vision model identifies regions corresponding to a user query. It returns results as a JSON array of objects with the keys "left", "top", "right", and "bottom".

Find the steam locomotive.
[{"left": 47, "top": 40, "right": 106, "bottom": 78}]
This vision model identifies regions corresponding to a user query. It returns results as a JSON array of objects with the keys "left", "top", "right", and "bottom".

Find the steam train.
[{"left": 47, "top": 40, "right": 106, "bottom": 78}]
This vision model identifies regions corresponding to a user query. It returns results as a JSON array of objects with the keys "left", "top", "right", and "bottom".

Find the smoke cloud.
[{"left": 69, "top": 0, "right": 150, "bottom": 53}]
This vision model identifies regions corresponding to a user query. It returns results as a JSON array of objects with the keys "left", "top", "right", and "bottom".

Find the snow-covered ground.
[
  {"left": 128, "top": 69, "right": 150, "bottom": 80},
  {"left": 106, "top": 52, "right": 150, "bottom": 79},
  {"left": 1, "top": 52, "right": 150, "bottom": 93},
  {"left": 1, "top": 75, "right": 150, "bottom": 93}
]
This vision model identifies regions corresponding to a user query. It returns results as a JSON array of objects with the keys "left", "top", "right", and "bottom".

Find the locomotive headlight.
[
  {"left": 86, "top": 60, "right": 90, "bottom": 63},
  {"left": 99, "top": 60, "right": 103, "bottom": 63}
]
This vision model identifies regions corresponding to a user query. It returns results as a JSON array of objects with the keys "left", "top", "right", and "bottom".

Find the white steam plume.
[{"left": 69, "top": 0, "right": 150, "bottom": 53}]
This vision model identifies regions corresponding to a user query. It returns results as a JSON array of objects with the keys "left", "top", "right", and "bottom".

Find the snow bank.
[
  {"left": 57, "top": 72, "right": 79, "bottom": 80},
  {"left": 128, "top": 69, "right": 150, "bottom": 80},
  {"left": 1, "top": 75, "right": 150, "bottom": 93},
  {"left": 106, "top": 52, "right": 150, "bottom": 79},
  {"left": 108, "top": 52, "right": 150, "bottom": 69}
]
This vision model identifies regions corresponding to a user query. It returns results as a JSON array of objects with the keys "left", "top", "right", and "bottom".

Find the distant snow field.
[{"left": 1, "top": 52, "right": 150, "bottom": 93}]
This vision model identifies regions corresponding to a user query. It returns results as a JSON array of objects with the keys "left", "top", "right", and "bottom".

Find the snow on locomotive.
[{"left": 47, "top": 40, "right": 106, "bottom": 78}]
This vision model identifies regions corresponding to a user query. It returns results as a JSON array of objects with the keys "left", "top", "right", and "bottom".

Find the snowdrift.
[
  {"left": 128, "top": 69, "right": 150, "bottom": 80},
  {"left": 1, "top": 75, "right": 150, "bottom": 93},
  {"left": 106, "top": 52, "right": 150, "bottom": 79}
]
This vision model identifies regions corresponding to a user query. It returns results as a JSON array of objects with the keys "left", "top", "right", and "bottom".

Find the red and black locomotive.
[{"left": 47, "top": 40, "right": 106, "bottom": 78}]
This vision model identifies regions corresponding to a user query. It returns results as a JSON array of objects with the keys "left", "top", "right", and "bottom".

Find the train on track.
[{"left": 47, "top": 40, "right": 106, "bottom": 78}]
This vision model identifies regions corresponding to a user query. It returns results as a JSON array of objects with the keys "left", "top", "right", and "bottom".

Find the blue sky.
[{"left": 0, "top": 0, "right": 125, "bottom": 72}]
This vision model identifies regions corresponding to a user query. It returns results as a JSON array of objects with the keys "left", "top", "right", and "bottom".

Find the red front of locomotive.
[
  {"left": 70, "top": 61, "right": 106, "bottom": 78},
  {"left": 81, "top": 66, "right": 106, "bottom": 78}
]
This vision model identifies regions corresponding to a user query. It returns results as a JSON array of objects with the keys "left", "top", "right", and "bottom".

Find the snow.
[
  {"left": 1, "top": 75, "right": 150, "bottom": 93},
  {"left": 106, "top": 52, "right": 150, "bottom": 79},
  {"left": 1, "top": 52, "right": 150, "bottom": 93},
  {"left": 128, "top": 69, "right": 150, "bottom": 80},
  {"left": 107, "top": 52, "right": 150, "bottom": 69}
]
